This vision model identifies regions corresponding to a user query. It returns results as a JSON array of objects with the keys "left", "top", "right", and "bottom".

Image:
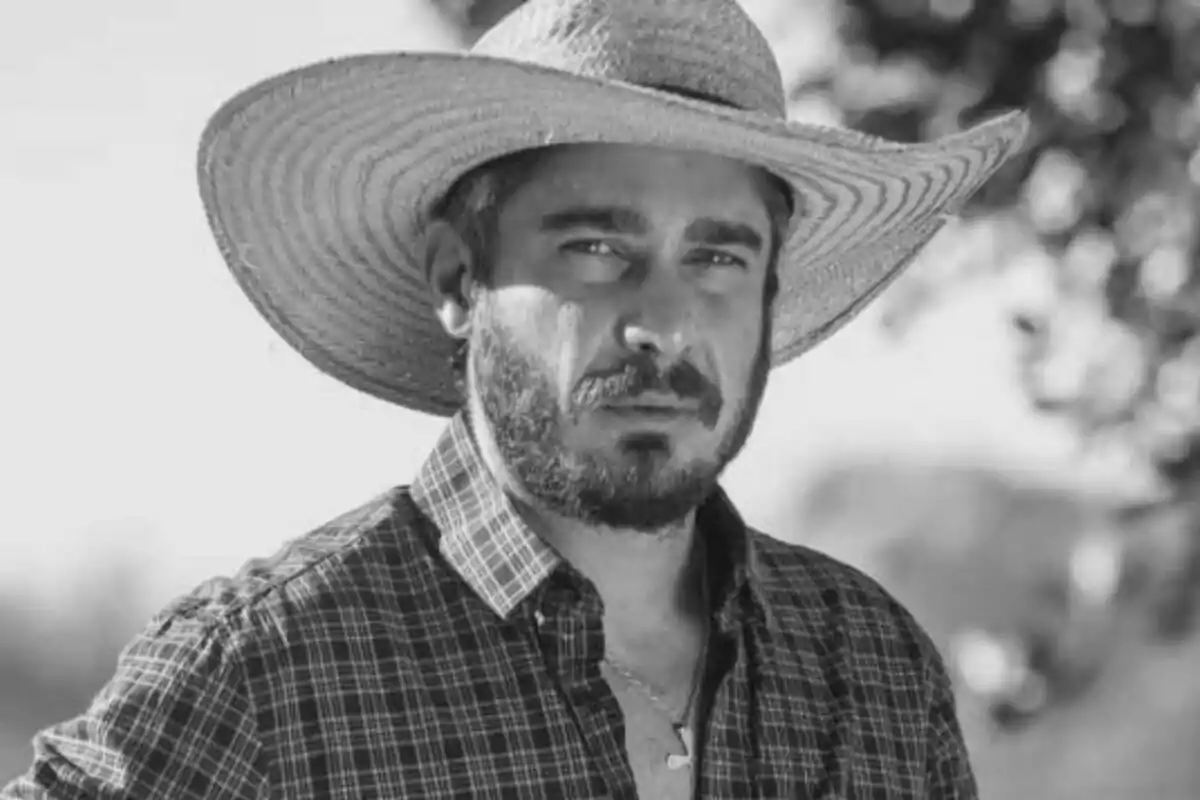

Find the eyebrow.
[
  {"left": 540, "top": 206, "right": 649, "bottom": 235},
  {"left": 685, "top": 217, "right": 764, "bottom": 253},
  {"left": 539, "top": 206, "right": 764, "bottom": 253}
]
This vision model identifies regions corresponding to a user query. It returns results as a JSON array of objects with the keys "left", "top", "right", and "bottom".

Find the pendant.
[{"left": 666, "top": 725, "right": 694, "bottom": 770}]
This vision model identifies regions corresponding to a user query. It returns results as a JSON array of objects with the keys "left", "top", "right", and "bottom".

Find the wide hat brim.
[{"left": 198, "top": 51, "right": 1029, "bottom": 417}]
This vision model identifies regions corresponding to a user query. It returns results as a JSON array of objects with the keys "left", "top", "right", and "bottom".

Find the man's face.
[{"left": 467, "top": 143, "right": 775, "bottom": 530}]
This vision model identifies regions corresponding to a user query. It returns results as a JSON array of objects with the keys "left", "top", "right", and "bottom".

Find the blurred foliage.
[
  {"left": 796, "top": 0, "right": 1200, "bottom": 491},
  {"left": 796, "top": 459, "right": 1200, "bottom": 799}
]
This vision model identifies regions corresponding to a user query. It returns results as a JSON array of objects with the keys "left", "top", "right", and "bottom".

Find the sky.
[{"left": 0, "top": 0, "right": 1148, "bottom": 619}]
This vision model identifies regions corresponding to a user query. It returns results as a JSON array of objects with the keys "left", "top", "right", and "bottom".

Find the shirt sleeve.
[
  {"left": 1, "top": 613, "right": 267, "bottom": 800},
  {"left": 926, "top": 649, "right": 979, "bottom": 800}
]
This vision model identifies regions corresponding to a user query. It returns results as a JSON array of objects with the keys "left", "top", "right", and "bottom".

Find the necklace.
[
  {"left": 603, "top": 635, "right": 707, "bottom": 770},
  {"left": 602, "top": 536, "right": 711, "bottom": 771}
]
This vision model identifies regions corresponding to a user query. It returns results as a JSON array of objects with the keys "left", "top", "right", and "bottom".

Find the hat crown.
[{"left": 471, "top": 0, "right": 787, "bottom": 118}]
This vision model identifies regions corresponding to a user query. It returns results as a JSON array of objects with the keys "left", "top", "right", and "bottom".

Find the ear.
[{"left": 424, "top": 220, "right": 474, "bottom": 339}]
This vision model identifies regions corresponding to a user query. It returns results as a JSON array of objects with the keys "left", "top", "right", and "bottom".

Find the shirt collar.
[
  {"left": 412, "top": 410, "right": 775, "bottom": 629},
  {"left": 698, "top": 482, "right": 779, "bottom": 633},
  {"left": 412, "top": 411, "right": 560, "bottom": 618}
]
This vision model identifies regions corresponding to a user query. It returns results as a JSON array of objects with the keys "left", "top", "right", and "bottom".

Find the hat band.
[{"left": 650, "top": 83, "right": 744, "bottom": 111}]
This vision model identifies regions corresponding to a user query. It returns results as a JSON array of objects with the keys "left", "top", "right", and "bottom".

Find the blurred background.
[{"left": 3, "top": 0, "right": 1200, "bottom": 796}]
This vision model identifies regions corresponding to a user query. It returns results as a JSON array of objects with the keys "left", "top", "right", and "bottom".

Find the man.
[{"left": 3, "top": 0, "right": 1028, "bottom": 797}]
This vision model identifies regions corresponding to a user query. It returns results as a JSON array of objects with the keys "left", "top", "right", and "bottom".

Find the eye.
[
  {"left": 560, "top": 239, "right": 627, "bottom": 283},
  {"left": 692, "top": 249, "right": 747, "bottom": 270},
  {"left": 562, "top": 240, "right": 619, "bottom": 257}
]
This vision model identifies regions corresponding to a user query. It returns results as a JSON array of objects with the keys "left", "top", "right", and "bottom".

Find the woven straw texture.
[{"left": 198, "top": 0, "right": 1030, "bottom": 416}]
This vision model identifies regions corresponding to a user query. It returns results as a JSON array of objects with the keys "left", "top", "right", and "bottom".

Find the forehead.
[{"left": 505, "top": 143, "right": 774, "bottom": 225}]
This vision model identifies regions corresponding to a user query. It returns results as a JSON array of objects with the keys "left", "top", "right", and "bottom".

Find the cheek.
[
  {"left": 490, "top": 286, "right": 589, "bottom": 392},
  {"left": 710, "top": 299, "right": 766, "bottom": 400},
  {"left": 551, "top": 303, "right": 591, "bottom": 396}
]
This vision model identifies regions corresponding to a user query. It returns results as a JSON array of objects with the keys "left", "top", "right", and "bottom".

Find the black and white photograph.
[{"left": 3, "top": 1, "right": 1199, "bottom": 797}]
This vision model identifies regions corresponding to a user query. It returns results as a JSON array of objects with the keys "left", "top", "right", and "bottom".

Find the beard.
[{"left": 467, "top": 294, "right": 771, "bottom": 532}]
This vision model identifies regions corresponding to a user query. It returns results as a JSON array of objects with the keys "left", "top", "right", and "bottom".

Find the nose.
[{"left": 616, "top": 277, "right": 694, "bottom": 360}]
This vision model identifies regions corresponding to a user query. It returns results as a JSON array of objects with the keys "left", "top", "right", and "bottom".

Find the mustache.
[{"left": 570, "top": 355, "right": 722, "bottom": 421}]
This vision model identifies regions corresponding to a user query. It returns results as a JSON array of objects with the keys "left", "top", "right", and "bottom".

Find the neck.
[{"left": 519, "top": 500, "right": 705, "bottom": 624}]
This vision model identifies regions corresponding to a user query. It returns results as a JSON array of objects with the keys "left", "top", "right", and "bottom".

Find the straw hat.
[{"left": 197, "top": 0, "right": 1029, "bottom": 417}]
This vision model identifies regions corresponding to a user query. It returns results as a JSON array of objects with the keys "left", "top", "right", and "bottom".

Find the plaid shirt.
[{"left": 4, "top": 413, "right": 976, "bottom": 799}]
